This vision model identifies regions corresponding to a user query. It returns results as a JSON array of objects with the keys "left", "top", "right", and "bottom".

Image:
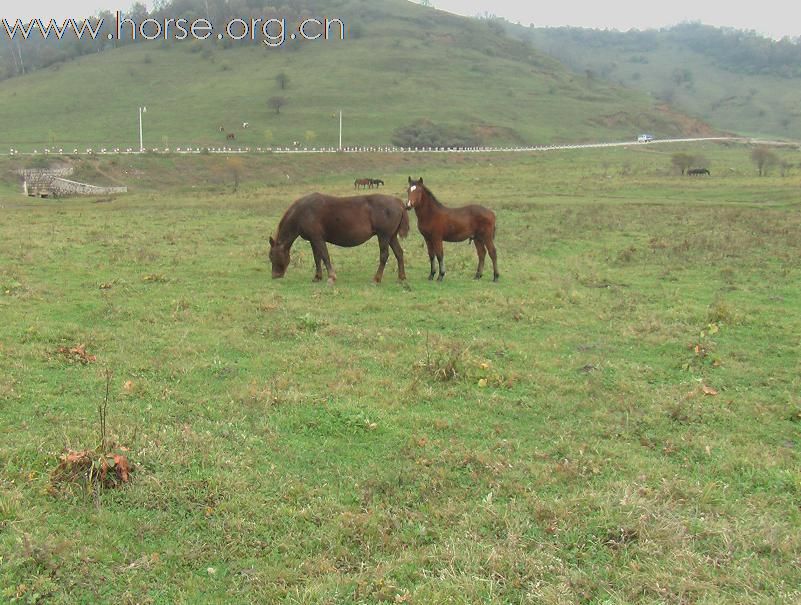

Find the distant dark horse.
[
  {"left": 226, "top": 133, "right": 236, "bottom": 141},
  {"left": 354, "top": 178, "right": 372, "bottom": 189},
  {"left": 406, "top": 177, "right": 498, "bottom": 281},
  {"left": 370, "top": 178, "right": 385, "bottom": 188},
  {"left": 269, "top": 193, "right": 409, "bottom": 283},
  {"left": 687, "top": 168, "right": 710, "bottom": 176}
]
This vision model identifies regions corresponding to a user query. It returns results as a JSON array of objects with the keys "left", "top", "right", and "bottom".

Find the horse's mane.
[
  {"left": 276, "top": 197, "right": 303, "bottom": 240},
  {"left": 421, "top": 184, "right": 445, "bottom": 208}
]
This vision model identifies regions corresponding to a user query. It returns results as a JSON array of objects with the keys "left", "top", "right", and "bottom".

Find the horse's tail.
[{"left": 398, "top": 204, "right": 410, "bottom": 239}]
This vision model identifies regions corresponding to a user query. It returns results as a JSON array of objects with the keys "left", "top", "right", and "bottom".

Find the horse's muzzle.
[{"left": 404, "top": 201, "right": 412, "bottom": 210}]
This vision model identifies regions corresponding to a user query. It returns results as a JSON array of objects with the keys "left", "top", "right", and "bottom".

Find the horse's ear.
[
  {"left": 419, "top": 177, "right": 423, "bottom": 184},
  {"left": 407, "top": 176, "right": 412, "bottom": 184},
  {"left": 269, "top": 236, "right": 275, "bottom": 247}
]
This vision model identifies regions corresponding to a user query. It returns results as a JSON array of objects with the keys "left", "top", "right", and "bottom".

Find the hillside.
[
  {"left": 0, "top": 0, "right": 712, "bottom": 150},
  {"left": 510, "top": 24, "right": 801, "bottom": 141}
]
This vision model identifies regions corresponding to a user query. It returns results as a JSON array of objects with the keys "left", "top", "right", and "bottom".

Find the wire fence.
[{"left": 6, "top": 137, "right": 764, "bottom": 157}]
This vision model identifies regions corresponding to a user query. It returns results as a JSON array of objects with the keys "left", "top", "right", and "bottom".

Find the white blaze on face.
[{"left": 406, "top": 184, "right": 418, "bottom": 209}]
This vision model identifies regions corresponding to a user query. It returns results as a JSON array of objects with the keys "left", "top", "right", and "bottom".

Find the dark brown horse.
[
  {"left": 269, "top": 193, "right": 409, "bottom": 284},
  {"left": 354, "top": 178, "right": 372, "bottom": 189},
  {"left": 406, "top": 177, "right": 498, "bottom": 281}
]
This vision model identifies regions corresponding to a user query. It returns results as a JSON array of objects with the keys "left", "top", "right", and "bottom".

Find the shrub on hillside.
[{"left": 391, "top": 119, "right": 482, "bottom": 149}]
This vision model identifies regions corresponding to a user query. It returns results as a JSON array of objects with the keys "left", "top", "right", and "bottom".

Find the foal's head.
[
  {"left": 406, "top": 176, "right": 425, "bottom": 210},
  {"left": 268, "top": 236, "right": 290, "bottom": 278}
]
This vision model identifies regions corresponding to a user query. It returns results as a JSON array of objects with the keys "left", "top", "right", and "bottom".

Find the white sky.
[
  {"left": 4, "top": 0, "right": 799, "bottom": 39},
  {"left": 428, "top": 0, "right": 800, "bottom": 39}
]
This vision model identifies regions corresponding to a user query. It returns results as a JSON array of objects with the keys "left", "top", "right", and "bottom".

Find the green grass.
[
  {"left": 0, "top": 0, "right": 702, "bottom": 150},
  {"left": 1, "top": 144, "right": 800, "bottom": 603}
]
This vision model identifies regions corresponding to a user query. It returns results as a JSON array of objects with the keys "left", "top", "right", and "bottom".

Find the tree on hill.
[
  {"left": 226, "top": 157, "right": 244, "bottom": 193},
  {"left": 275, "top": 72, "right": 290, "bottom": 90},
  {"left": 671, "top": 153, "right": 696, "bottom": 175},
  {"left": 268, "top": 96, "right": 287, "bottom": 115},
  {"left": 751, "top": 146, "right": 779, "bottom": 176}
]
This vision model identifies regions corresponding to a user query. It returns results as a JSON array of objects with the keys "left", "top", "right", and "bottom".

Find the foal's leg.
[
  {"left": 473, "top": 239, "right": 487, "bottom": 279},
  {"left": 434, "top": 239, "right": 446, "bottom": 281},
  {"left": 485, "top": 238, "right": 499, "bottom": 281},
  {"left": 425, "top": 239, "right": 436, "bottom": 280},
  {"left": 374, "top": 236, "right": 390, "bottom": 283},
  {"left": 389, "top": 236, "right": 406, "bottom": 281},
  {"left": 313, "top": 239, "right": 337, "bottom": 283},
  {"left": 311, "top": 244, "right": 323, "bottom": 282}
]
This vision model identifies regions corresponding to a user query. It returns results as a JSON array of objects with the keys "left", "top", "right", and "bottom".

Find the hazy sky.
[
  {"left": 4, "top": 0, "right": 799, "bottom": 39},
  {"left": 429, "top": 0, "right": 800, "bottom": 39}
]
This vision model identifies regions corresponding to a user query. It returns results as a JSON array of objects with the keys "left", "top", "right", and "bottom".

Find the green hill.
[
  {"left": 0, "top": 0, "right": 712, "bottom": 150},
  {"left": 511, "top": 23, "right": 801, "bottom": 141}
]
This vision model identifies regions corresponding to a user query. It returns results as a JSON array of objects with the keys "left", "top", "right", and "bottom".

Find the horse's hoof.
[
  {"left": 428, "top": 274, "right": 435, "bottom": 281},
  {"left": 493, "top": 274, "right": 499, "bottom": 282},
  {"left": 474, "top": 273, "right": 482, "bottom": 280},
  {"left": 313, "top": 276, "right": 323, "bottom": 282},
  {"left": 437, "top": 275, "right": 445, "bottom": 282},
  {"left": 327, "top": 277, "right": 336, "bottom": 286}
]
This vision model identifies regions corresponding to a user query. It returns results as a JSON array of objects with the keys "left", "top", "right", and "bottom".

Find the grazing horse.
[
  {"left": 269, "top": 193, "right": 409, "bottom": 284},
  {"left": 227, "top": 133, "right": 236, "bottom": 141},
  {"left": 406, "top": 177, "right": 498, "bottom": 281},
  {"left": 370, "top": 178, "right": 385, "bottom": 188},
  {"left": 354, "top": 178, "right": 372, "bottom": 189},
  {"left": 687, "top": 168, "right": 710, "bottom": 176}
]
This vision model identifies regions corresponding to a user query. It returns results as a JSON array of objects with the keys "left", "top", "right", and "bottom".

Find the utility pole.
[
  {"left": 339, "top": 110, "right": 342, "bottom": 150},
  {"left": 139, "top": 106, "right": 147, "bottom": 152}
]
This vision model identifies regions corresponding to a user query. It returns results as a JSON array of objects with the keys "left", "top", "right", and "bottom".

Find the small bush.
[
  {"left": 391, "top": 119, "right": 482, "bottom": 148},
  {"left": 707, "top": 299, "right": 737, "bottom": 324}
]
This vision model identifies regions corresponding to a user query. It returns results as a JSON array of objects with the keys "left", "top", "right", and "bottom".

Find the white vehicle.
[{"left": 637, "top": 134, "right": 654, "bottom": 143}]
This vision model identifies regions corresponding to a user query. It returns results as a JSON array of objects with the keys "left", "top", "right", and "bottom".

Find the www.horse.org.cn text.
[{"left": 1, "top": 13, "right": 346, "bottom": 48}]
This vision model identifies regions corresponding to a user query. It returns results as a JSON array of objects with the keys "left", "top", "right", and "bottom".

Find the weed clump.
[
  {"left": 48, "top": 370, "right": 134, "bottom": 500},
  {"left": 707, "top": 299, "right": 737, "bottom": 324}
]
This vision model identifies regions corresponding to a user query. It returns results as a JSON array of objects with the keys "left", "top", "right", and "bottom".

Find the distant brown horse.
[
  {"left": 406, "top": 177, "right": 498, "bottom": 281},
  {"left": 354, "top": 178, "right": 372, "bottom": 189},
  {"left": 269, "top": 193, "right": 409, "bottom": 283}
]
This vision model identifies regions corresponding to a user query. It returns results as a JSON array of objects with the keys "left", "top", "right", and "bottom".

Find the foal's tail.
[{"left": 398, "top": 205, "right": 410, "bottom": 239}]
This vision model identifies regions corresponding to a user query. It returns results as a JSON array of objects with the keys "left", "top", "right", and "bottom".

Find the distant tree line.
[
  {"left": 667, "top": 23, "right": 801, "bottom": 78},
  {"left": 514, "top": 23, "right": 801, "bottom": 80}
]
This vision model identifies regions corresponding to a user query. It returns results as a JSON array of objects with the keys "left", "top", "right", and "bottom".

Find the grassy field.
[
  {"left": 0, "top": 0, "right": 701, "bottom": 150},
  {"left": 1, "top": 143, "right": 800, "bottom": 603}
]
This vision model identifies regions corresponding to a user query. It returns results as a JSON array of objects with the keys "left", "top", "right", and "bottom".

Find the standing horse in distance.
[
  {"left": 269, "top": 193, "right": 408, "bottom": 284},
  {"left": 406, "top": 177, "right": 498, "bottom": 282},
  {"left": 370, "top": 178, "right": 385, "bottom": 188},
  {"left": 354, "top": 178, "right": 372, "bottom": 189},
  {"left": 687, "top": 168, "right": 710, "bottom": 176}
]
